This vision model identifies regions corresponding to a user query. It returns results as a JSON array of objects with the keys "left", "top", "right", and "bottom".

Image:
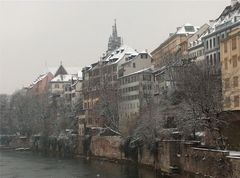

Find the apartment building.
[
  {"left": 202, "top": 1, "right": 240, "bottom": 70},
  {"left": 221, "top": 27, "right": 240, "bottom": 111},
  {"left": 82, "top": 45, "right": 138, "bottom": 128},
  {"left": 151, "top": 23, "right": 199, "bottom": 68},
  {"left": 118, "top": 68, "right": 154, "bottom": 135}
]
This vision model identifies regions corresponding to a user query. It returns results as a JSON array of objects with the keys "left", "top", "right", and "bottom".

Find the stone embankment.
[
  {"left": 87, "top": 136, "right": 240, "bottom": 178},
  {"left": 2, "top": 134, "right": 240, "bottom": 178},
  {"left": 0, "top": 135, "right": 31, "bottom": 150}
]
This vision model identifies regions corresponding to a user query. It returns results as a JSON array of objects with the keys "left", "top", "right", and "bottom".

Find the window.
[
  {"left": 222, "top": 33, "right": 225, "bottom": 39},
  {"left": 224, "top": 58, "right": 228, "bottom": 70},
  {"left": 214, "top": 53, "right": 217, "bottom": 65},
  {"left": 225, "top": 96, "right": 231, "bottom": 108},
  {"left": 206, "top": 41, "right": 209, "bottom": 50},
  {"left": 224, "top": 42, "right": 228, "bottom": 53},
  {"left": 133, "top": 63, "right": 136, "bottom": 68},
  {"left": 207, "top": 55, "right": 209, "bottom": 65},
  {"left": 233, "top": 76, "right": 239, "bottom": 88},
  {"left": 184, "top": 26, "right": 195, "bottom": 32},
  {"left": 210, "top": 55, "right": 213, "bottom": 65},
  {"left": 225, "top": 78, "right": 230, "bottom": 89},
  {"left": 233, "top": 55, "right": 237, "bottom": 68},
  {"left": 234, "top": 95, "right": 239, "bottom": 107},
  {"left": 213, "top": 37, "right": 216, "bottom": 47},
  {"left": 210, "top": 39, "right": 212, "bottom": 49},
  {"left": 140, "top": 54, "right": 148, "bottom": 59},
  {"left": 218, "top": 52, "right": 220, "bottom": 62},
  {"left": 54, "top": 84, "right": 59, "bottom": 88},
  {"left": 232, "top": 37, "right": 237, "bottom": 50}
]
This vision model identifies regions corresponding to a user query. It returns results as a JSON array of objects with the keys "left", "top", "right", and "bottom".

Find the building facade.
[
  {"left": 188, "top": 24, "right": 210, "bottom": 62},
  {"left": 202, "top": 1, "right": 240, "bottom": 70},
  {"left": 117, "top": 51, "right": 153, "bottom": 134},
  {"left": 221, "top": 27, "right": 240, "bottom": 111},
  {"left": 118, "top": 69, "right": 154, "bottom": 135},
  {"left": 151, "top": 23, "right": 199, "bottom": 68},
  {"left": 82, "top": 45, "right": 138, "bottom": 128}
]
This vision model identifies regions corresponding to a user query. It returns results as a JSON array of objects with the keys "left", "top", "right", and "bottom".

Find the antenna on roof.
[{"left": 60, "top": 60, "right": 62, "bottom": 66}]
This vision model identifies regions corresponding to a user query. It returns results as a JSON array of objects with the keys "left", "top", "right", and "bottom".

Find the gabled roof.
[
  {"left": 54, "top": 65, "right": 68, "bottom": 77},
  {"left": 47, "top": 66, "right": 82, "bottom": 78}
]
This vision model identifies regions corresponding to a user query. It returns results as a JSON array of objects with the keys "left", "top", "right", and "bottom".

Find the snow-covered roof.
[
  {"left": 119, "top": 67, "right": 153, "bottom": 79},
  {"left": 139, "top": 49, "right": 148, "bottom": 54},
  {"left": 188, "top": 24, "right": 210, "bottom": 49},
  {"left": 27, "top": 72, "right": 50, "bottom": 89},
  {"left": 46, "top": 66, "right": 82, "bottom": 76},
  {"left": 209, "top": 2, "right": 240, "bottom": 34},
  {"left": 152, "top": 23, "right": 199, "bottom": 54},
  {"left": 120, "top": 51, "right": 152, "bottom": 66},
  {"left": 104, "top": 45, "right": 138, "bottom": 64},
  {"left": 51, "top": 74, "right": 78, "bottom": 83},
  {"left": 176, "top": 23, "right": 199, "bottom": 35}
]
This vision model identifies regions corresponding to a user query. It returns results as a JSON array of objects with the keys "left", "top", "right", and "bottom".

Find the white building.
[
  {"left": 188, "top": 23, "right": 210, "bottom": 62},
  {"left": 117, "top": 51, "right": 154, "bottom": 135}
]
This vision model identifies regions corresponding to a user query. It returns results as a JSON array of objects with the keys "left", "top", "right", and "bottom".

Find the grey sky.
[{"left": 0, "top": 0, "right": 229, "bottom": 94}]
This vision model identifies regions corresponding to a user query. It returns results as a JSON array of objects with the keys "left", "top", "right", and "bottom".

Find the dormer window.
[{"left": 184, "top": 26, "right": 195, "bottom": 32}]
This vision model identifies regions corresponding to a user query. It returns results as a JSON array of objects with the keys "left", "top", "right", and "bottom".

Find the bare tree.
[{"left": 173, "top": 61, "right": 228, "bottom": 149}]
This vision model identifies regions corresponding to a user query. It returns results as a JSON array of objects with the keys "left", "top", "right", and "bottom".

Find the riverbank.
[
  {"left": 0, "top": 150, "right": 158, "bottom": 178},
  {"left": 2, "top": 134, "right": 240, "bottom": 178}
]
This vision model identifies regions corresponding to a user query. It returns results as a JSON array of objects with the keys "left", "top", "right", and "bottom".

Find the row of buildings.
[{"left": 25, "top": 0, "right": 240, "bottom": 140}]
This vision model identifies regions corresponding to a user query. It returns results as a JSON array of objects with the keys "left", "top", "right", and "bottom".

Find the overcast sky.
[{"left": 0, "top": 0, "right": 230, "bottom": 94}]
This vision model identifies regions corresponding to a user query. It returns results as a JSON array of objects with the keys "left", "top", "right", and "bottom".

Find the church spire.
[
  {"left": 112, "top": 19, "right": 117, "bottom": 37},
  {"left": 107, "top": 19, "right": 122, "bottom": 54}
]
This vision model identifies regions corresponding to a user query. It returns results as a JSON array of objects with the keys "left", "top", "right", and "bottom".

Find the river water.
[{"left": 0, "top": 151, "right": 159, "bottom": 178}]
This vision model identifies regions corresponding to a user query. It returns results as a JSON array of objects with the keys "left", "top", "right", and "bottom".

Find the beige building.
[
  {"left": 151, "top": 23, "right": 199, "bottom": 68},
  {"left": 221, "top": 27, "right": 240, "bottom": 111}
]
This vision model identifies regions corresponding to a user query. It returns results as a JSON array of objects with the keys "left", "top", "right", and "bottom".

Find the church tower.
[{"left": 106, "top": 19, "right": 122, "bottom": 54}]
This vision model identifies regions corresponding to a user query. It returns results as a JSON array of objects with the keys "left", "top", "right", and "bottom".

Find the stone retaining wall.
[{"left": 90, "top": 136, "right": 122, "bottom": 159}]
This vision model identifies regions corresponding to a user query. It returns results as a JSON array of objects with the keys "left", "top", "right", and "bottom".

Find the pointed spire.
[
  {"left": 112, "top": 19, "right": 118, "bottom": 38},
  {"left": 107, "top": 19, "right": 122, "bottom": 54}
]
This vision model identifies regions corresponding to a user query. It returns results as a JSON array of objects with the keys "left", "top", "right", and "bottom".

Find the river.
[{"left": 0, "top": 151, "right": 160, "bottom": 178}]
